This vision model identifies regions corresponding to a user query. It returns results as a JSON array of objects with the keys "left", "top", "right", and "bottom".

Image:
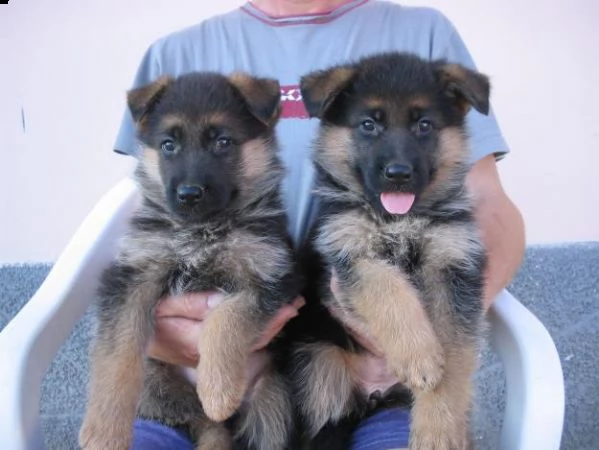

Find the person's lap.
[{"left": 131, "top": 408, "right": 410, "bottom": 450}]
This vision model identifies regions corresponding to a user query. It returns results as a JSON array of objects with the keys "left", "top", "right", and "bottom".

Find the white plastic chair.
[{"left": 0, "top": 177, "right": 565, "bottom": 450}]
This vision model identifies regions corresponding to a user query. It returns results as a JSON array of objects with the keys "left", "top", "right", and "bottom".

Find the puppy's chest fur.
[
  {"left": 318, "top": 209, "right": 480, "bottom": 278},
  {"left": 118, "top": 216, "right": 288, "bottom": 297}
]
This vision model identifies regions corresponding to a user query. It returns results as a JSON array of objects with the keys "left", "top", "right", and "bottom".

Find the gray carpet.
[{"left": 1, "top": 242, "right": 598, "bottom": 449}]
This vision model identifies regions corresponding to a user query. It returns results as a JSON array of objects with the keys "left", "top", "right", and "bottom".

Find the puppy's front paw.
[
  {"left": 388, "top": 342, "right": 445, "bottom": 392},
  {"left": 408, "top": 344, "right": 445, "bottom": 391},
  {"left": 196, "top": 362, "right": 246, "bottom": 422}
]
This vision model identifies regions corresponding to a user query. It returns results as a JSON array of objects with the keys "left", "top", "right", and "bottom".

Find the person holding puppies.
[{"left": 112, "top": 1, "right": 525, "bottom": 448}]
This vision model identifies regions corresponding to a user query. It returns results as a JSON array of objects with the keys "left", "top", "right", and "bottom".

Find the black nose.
[
  {"left": 384, "top": 164, "right": 413, "bottom": 182},
  {"left": 177, "top": 185, "right": 204, "bottom": 205}
]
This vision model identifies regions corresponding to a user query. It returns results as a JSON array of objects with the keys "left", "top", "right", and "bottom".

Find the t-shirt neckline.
[{"left": 241, "top": 0, "right": 370, "bottom": 26}]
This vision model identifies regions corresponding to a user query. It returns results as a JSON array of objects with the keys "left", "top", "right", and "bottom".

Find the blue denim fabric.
[
  {"left": 132, "top": 419, "right": 194, "bottom": 450},
  {"left": 132, "top": 408, "right": 411, "bottom": 449},
  {"left": 350, "top": 408, "right": 411, "bottom": 449}
]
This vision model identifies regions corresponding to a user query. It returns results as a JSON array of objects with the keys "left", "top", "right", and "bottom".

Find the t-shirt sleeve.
[
  {"left": 430, "top": 13, "right": 510, "bottom": 164},
  {"left": 113, "top": 44, "right": 162, "bottom": 157}
]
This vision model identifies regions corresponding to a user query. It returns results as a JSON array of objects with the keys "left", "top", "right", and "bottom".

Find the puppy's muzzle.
[
  {"left": 384, "top": 163, "right": 413, "bottom": 183},
  {"left": 177, "top": 184, "right": 205, "bottom": 206}
]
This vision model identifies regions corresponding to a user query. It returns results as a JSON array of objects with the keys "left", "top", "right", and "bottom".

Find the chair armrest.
[
  {"left": 0, "top": 178, "right": 139, "bottom": 450},
  {"left": 489, "top": 289, "right": 565, "bottom": 450}
]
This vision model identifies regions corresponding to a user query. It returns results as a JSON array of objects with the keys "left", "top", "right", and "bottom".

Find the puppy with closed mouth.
[
  {"left": 79, "top": 71, "right": 300, "bottom": 450},
  {"left": 289, "top": 52, "right": 489, "bottom": 450}
]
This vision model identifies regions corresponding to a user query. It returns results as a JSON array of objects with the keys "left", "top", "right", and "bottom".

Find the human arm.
[{"left": 467, "top": 154, "right": 525, "bottom": 310}]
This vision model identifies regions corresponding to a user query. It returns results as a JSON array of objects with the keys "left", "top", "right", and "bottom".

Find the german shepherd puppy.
[
  {"left": 289, "top": 52, "right": 489, "bottom": 449},
  {"left": 79, "top": 72, "right": 299, "bottom": 450}
]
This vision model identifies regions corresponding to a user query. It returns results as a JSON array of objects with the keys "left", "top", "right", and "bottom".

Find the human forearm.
[{"left": 467, "top": 155, "right": 526, "bottom": 310}]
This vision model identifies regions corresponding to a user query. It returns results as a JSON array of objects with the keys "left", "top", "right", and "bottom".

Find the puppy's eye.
[
  {"left": 416, "top": 118, "right": 433, "bottom": 135},
  {"left": 217, "top": 137, "right": 232, "bottom": 148},
  {"left": 360, "top": 119, "right": 377, "bottom": 133},
  {"left": 161, "top": 139, "right": 177, "bottom": 154},
  {"left": 214, "top": 136, "right": 233, "bottom": 155}
]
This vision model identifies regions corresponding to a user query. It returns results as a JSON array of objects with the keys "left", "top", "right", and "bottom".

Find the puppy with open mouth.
[{"left": 288, "top": 51, "right": 490, "bottom": 450}]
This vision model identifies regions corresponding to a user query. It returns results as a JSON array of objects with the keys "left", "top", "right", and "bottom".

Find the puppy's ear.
[
  {"left": 434, "top": 63, "right": 490, "bottom": 116},
  {"left": 228, "top": 73, "right": 281, "bottom": 126},
  {"left": 127, "top": 76, "right": 172, "bottom": 123},
  {"left": 300, "top": 66, "right": 356, "bottom": 118}
]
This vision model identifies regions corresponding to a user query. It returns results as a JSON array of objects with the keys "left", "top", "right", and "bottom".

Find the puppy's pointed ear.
[
  {"left": 300, "top": 66, "right": 356, "bottom": 118},
  {"left": 127, "top": 76, "right": 172, "bottom": 123},
  {"left": 434, "top": 63, "right": 490, "bottom": 116},
  {"left": 228, "top": 73, "right": 281, "bottom": 126}
]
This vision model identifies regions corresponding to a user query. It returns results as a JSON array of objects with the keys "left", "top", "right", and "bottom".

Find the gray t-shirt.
[{"left": 114, "top": 0, "right": 510, "bottom": 246}]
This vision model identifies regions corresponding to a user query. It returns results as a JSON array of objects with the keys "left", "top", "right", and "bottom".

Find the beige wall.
[{"left": 1, "top": 0, "right": 597, "bottom": 264}]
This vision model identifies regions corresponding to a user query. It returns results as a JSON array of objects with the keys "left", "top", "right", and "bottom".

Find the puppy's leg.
[
  {"left": 292, "top": 342, "right": 359, "bottom": 445},
  {"left": 233, "top": 365, "right": 294, "bottom": 450},
  {"left": 349, "top": 259, "right": 445, "bottom": 391},
  {"left": 196, "top": 291, "right": 271, "bottom": 422},
  {"left": 138, "top": 359, "right": 233, "bottom": 449},
  {"left": 138, "top": 359, "right": 201, "bottom": 425},
  {"left": 408, "top": 245, "right": 484, "bottom": 450},
  {"left": 409, "top": 340, "right": 477, "bottom": 450},
  {"left": 79, "top": 275, "right": 160, "bottom": 450}
]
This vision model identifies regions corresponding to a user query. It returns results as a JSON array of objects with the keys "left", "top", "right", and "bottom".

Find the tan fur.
[
  {"left": 420, "top": 127, "right": 469, "bottom": 203},
  {"left": 294, "top": 343, "right": 356, "bottom": 436},
  {"left": 80, "top": 280, "right": 162, "bottom": 450},
  {"left": 302, "top": 67, "right": 355, "bottom": 115},
  {"left": 410, "top": 341, "right": 477, "bottom": 450},
  {"left": 214, "top": 231, "right": 293, "bottom": 286},
  {"left": 424, "top": 222, "right": 481, "bottom": 269},
  {"left": 79, "top": 330, "right": 143, "bottom": 449},
  {"left": 203, "top": 111, "right": 229, "bottom": 127},
  {"left": 316, "top": 210, "right": 378, "bottom": 262},
  {"left": 228, "top": 72, "right": 281, "bottom": 125},
  {"left": 314, "top": 127, "right": 361, "bottom": 197},
  {"left": 436, "top": 63, "right": 490, "bottom": 115},
  {"left": 235, "top": 368, "right": 294, "bottom": 450},
  {"left": 241, "top": 138, "right": 275, "bottom": 182},
  {"left": 408, "top": 95, "right": 432, "bottom": 110},
  {"left": 350, "top": 258, "right": 445, "bottom": 391},
  {"left": 140, "top": 147, "right": 162, "bottom": 184},
  {"left": 364, "top": 97, "right": 385, "bottom": 110},
  {"left": 127, "top": 76, "right": 172, "bottom": 123},
  {"left": 437, "top": 63, "right": 469, "bottom": 84},
  {"left": 158, "top": 113, "right": 188, "bottom": 130},
  {"left": 196, "top": 292, "right": 262, "bottom": 421}
]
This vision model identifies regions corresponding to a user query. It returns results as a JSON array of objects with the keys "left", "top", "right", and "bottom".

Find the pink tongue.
[{"left": 380, "top": 192, "right": 415, "bottom": 214}]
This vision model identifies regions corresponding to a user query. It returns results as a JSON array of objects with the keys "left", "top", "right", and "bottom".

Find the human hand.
[{"left": 146, "top": 291, "right": 305, "bottom": 387}]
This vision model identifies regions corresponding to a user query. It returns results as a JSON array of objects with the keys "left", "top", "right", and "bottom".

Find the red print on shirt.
[{"left": 280, "top": 85, "right": 309, "bottom": 119}]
